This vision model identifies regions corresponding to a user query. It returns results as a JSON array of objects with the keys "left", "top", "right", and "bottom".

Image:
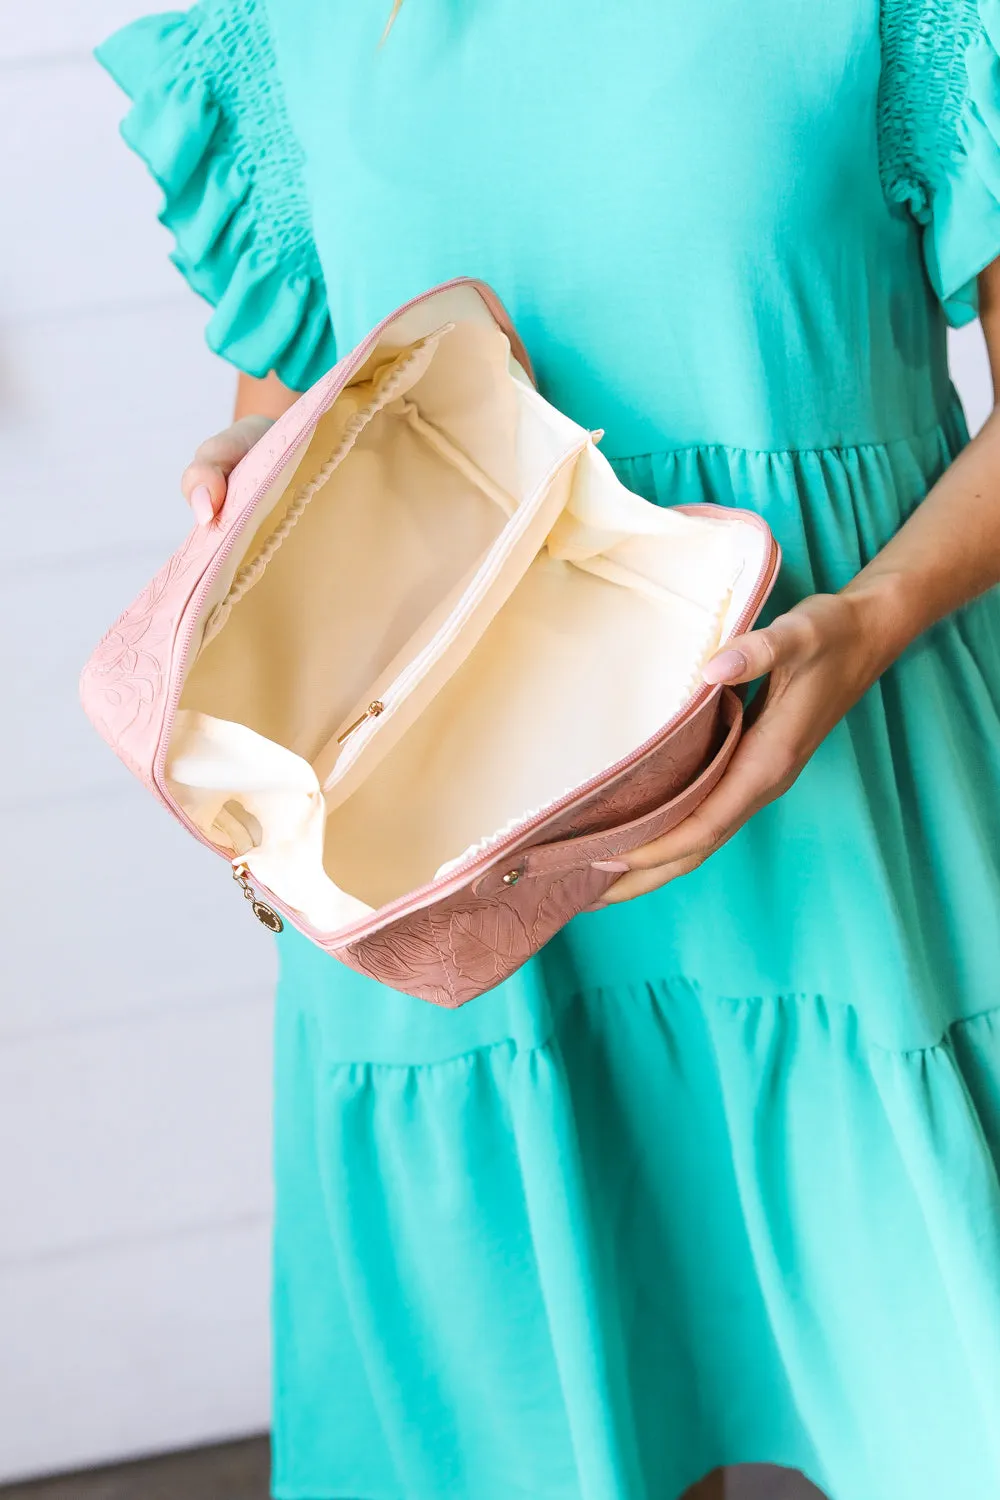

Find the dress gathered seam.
[
  {"left": 608, "top": 398, "right": 965, "bottom": 465},
  {"left": 308, "top": 975, "right": 1000, "bottom": 1072}
]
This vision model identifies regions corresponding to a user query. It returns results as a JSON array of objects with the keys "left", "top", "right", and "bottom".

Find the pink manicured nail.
[
  {"left": 190, "top": 483, "right": 215, "bottom": 526},
  {"left": 591, "top": 859, "right": 630, "bottom": 872},
  {"left": 703, "top": 649, "right": 748, "bottom": 684}
]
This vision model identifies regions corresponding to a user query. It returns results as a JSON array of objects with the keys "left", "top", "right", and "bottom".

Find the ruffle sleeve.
[
  {"left": 880, "top": 0, "right": 1000, "bottom": 326},
  {"left": 96, "top": 2, "right": 337, "bottom": 390}
]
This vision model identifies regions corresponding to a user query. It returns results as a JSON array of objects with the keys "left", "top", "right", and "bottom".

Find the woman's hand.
[
  {"left": 596, "top": 584, "right": 904, "bottom": 904},
  {"left": 599, "top": 255, "right": 1000, "bottom": 906},
  {"left": 181, "top": 369, "right": 299, "bottom": 522},
  {"left": 181, "top": 414, "right": 275, "bottom": 524}
]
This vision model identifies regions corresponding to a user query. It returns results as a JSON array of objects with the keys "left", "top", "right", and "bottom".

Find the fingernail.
[
  {"left": 703, "top": 649, "right": 748, "bottom": 684},
  {"left": 591, "top": 859, "right": 630, "bottom": 872},
  {"left": 190, "top": 484, "right": 215, "bottom": 526}
]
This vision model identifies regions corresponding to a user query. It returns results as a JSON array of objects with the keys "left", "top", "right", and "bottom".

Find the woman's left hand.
[{"left": 596, "top": 585, "right": 901, "bottom": 904}]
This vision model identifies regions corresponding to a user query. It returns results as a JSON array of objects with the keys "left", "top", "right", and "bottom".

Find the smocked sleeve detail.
[
  {"left": 879, "top": 0, "right": 1000, "bottom": 325},
  {"left": 96, "top": 1, "right": 336, "bottom": 390}
]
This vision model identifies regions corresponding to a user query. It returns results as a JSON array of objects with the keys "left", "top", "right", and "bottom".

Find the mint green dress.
[{"left": 98, "top": 3, "right": 1000, "bottom": 1496}]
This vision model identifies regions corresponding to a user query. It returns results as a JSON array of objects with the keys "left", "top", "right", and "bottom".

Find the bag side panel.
[
  {"left": 78, "top": 374, "right": 337, "bottom": 791},
  {"left": 333, "top": 692, "right": 741, "bottom": 1007}
]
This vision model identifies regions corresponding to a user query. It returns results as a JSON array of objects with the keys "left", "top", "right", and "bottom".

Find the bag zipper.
[
  {"left": 232, "top": 861, "right": 284, "bottom": 933},
  {"left": 337, "top": 700, "right": 386, "bottom": 744},
  {"left": 140, "top": 273, "right": 777, "bottom": 942}
]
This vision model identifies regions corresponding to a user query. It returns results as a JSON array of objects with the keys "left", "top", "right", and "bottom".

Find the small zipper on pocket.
[
  {"left": 318, "top": 439, "right": 589, "bottom": 792},
  {"left": 336, "top": 699, "right": 385, "bottom": 744}
]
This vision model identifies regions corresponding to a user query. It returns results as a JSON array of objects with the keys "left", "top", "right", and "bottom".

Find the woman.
[{"left": 97, "top": 2, "right": 1000, "bottom": 1497}]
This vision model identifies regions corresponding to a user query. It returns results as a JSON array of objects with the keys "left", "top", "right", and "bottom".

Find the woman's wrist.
[{"left": 838, "top": 566, "right": 923, "bottom": 675}]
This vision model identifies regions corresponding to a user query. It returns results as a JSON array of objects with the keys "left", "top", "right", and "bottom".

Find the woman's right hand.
[{"left": 181, "top": 414, "right": 276, "bottom": 525}]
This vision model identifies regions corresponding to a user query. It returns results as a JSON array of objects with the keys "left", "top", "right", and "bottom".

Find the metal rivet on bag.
[{"left": 501, "top": 869, "right": 521, "bottom": 886}]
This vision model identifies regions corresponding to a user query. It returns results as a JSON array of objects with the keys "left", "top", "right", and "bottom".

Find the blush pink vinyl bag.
[{"left": 81, "top": 279, "right": 780, "bottom": 1007}]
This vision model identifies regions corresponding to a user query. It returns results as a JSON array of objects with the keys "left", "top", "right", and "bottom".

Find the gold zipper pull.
[
  {"left": 336, "top": 698, "right": 385, "bottom": 745},
  {"left": 232, "top": 861, "right": 284, "bottom": 933}
]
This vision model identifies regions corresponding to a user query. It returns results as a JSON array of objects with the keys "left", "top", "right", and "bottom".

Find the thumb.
[
  {"left": 181, "top": 414, "right": 274, "bottom": 525},
  {"left": 702, "top": 610, "right": 812, "bottom": 685}
]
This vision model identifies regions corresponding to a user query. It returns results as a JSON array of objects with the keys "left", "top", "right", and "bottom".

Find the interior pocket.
[{"left": 309, "top": 420, "right": 584, "bottom": 802}]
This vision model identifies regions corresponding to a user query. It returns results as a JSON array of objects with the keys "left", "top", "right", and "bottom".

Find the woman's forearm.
[
  {"left": 842, "top": 402, "right": 1000, "bottom": 662},
  {"left": 842, "top": 263, "right": 1000, "bottom": 665},
  {"left": 234, "top": 369, "right": 300, "bottom": 421}
]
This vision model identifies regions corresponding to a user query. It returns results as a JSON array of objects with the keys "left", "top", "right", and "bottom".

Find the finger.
[
  {"left": 181, "top": 465, "right": 227, "bottom": 525},
  {"left": 702, "top": 610, "right": 819, "bottom": 685},
  {"left": 191, "top": 413, "right": 275, "bottom": 474},
  {"left": 595, "top": 721, "right": 796, "bottom": 895},
  {"left": 595, "top": 851, "right": 704, "bottom": 904},
  {"left": 743, "top": 674, "right": 773, "bottom": 731},
  {"left": 181, "top": 415, "right": 274, "bottom": 524}
]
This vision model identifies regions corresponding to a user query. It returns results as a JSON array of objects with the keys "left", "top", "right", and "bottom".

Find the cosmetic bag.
[{"left": 80, "top": 278, "right": 780, "bottom": 1007}]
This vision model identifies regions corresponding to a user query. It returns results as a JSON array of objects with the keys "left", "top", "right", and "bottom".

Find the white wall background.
[
  {"left": 0, "top": 5, "right": 993, "bottom": 1492},
  {"left": 0, "top": 3, "right": 277, "bottom": 1483}
]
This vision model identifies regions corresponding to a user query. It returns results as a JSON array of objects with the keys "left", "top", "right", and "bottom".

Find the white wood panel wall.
[
  {"left": 0, "top": 4, "right": 992, "bottom": 1488},
  {"left": 0, "top": 5, "right": 277, "bottom": 1483}
]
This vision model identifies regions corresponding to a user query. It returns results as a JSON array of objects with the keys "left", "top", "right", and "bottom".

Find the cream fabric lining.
[{"left": 167, "top": 315, "right": 766, "bottom": 929}]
